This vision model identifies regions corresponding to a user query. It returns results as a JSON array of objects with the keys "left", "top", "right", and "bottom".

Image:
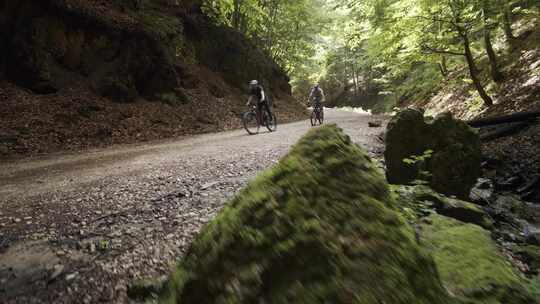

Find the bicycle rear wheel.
[
  {"left": 243, "top": 111, "right": 259, "bottom": 135},
  {"left": 266, "top": 113, "right": 277, "bottom": 132}
]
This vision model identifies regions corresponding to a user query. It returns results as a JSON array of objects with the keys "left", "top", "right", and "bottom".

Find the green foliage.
[
  {"left": 198, "top": 0, "right": 536, "bottom": 110},
  {"left": 403, "top": 149, "right": 434, "bottom": 184},
  {"left": 403, "top": 149, "right": 434, "bottom": 165},
  {"left": 202, "top": 0, "right": 328, "bottom": 81},
  {"left": 98, "top": 239, "right": 110, "bottom": 251}
]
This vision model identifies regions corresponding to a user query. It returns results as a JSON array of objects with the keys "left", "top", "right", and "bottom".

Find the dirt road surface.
[{"left": 0, "top": 109, "right": 387, "bottom": 303}]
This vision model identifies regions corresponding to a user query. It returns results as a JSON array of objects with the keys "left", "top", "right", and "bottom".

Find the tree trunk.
[
  {"left": 437, "top": 21, "right": 448, "bottom": 77},
  {"left": 232, "top": 0, "right": 241, "bottom": 30},
  {"left": 438, "top": 55, "right": 448, "bottom": 77},
  {"left": 502, "top": 3, "right": 514, "bottom": 42},
  {"left": 484, "top": 29, "right": 503, "bottom": 82},
  {"left": 461, "top": 31, "right": 494, "bottom": 106},
  {"left": 479, "top": 122, "right": 530, "bottom": 141},
  {"left": 483, "top": 11, "right": 503, "bottom": 82},
  {"left": 356, "top": 72, "right": 362, "bottom": 95},
  {"left": 352, "top": 64, "right": 358, "bottom": 96}
]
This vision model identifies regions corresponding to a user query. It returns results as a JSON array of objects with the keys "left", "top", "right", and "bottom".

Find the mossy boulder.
[
  {"left": 160, "top": 125, "right": 452, "bottom": 304},
  {"left": 420, "top": 214, "right": 535, "bottom": 304},
  {"left": 384, "top": 109, "right": 481, "bottom": 199},
  {"left": 392, "top": 185, "right": 493, "bottom": 229},
  {"left": 385, "top": 109, "right": 431, "bottom": 184}
]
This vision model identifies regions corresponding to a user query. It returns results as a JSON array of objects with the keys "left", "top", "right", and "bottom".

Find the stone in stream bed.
[{"left": 159, "top": 124, "right": 452, "bottom": 303}]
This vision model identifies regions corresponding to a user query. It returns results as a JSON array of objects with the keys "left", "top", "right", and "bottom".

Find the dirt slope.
[{"left": 0, "top": 0, "right": 306, "bottom": 158}]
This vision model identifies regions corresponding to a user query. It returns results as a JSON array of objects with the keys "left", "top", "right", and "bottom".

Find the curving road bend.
[{"left": 0, "top": 109, "right": 387, "bottom": 303}]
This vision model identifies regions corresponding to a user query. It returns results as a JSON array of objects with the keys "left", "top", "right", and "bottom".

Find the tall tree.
[
  {"left": 418, "top": 0, "right": 494, "bottom": 106},
  {"left": 482, "top": 1, "right": 504, "bottom": 82}
]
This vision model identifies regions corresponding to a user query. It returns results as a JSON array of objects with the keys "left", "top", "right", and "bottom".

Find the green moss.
[
  {"left": 160, "top": 125, "right": 452, "bottom": 304},
  {"left": 420, "top": 214, "right": 533, "bottom": 303},
  {"left": 391, "top": 185, "right": 493, "bottom": 229},
  {"left": 526, "top": 276, "right": 540, "bottom": 302},
  {"left": 390, "top": 184, "right": 434, "bottom": 222}
]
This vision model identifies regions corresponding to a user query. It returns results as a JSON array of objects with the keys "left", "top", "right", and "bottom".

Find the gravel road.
[{"left": 0, "top": 109, "right": 387, "bottom": 303}]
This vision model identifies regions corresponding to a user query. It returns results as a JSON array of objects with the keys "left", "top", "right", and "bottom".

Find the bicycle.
[
  {"left": 310, "top": 103, "right": 324, "bottom": 126},
  {"left": 242, "top": 102, "right": 277, "bottom": 135}
]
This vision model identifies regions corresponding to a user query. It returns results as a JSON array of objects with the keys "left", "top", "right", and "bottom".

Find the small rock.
[
  {"left": 524, "top": 225, "right": 540, "bottom": 246},
  {"left": 66, "top": 272, "right": 78, "bottom": 281},
  {"left": 89, "top": 242, "right": 96, "bottom": 253},
  {"left": 14, "top": 218, "right": 21, "bottom": 223},
  {"left": 495, "top": 176, "right": 521, "bottom": 191},
  {"left": 475, "top": 178, "right": 492, "bottom": 190},
  {"left": 368, "top": 121, "right": 382, "bottom": 128},
  {"left": 49, "top": 264, "right": 64, "bottom": 282},
  {"left": 469, "top": 178, "right": 494, "bottom": 205},
  {"left": 201, "top": 181, "right": 219, "bottom": 190}
]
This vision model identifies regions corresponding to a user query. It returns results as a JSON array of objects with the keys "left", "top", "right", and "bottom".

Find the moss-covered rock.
[
  {"left": 160, "top": 125, "right": 452, "bottom": 304},
  {"left": 384, "top": 109, "right": 481, "bottom": 199},
  {"left": 429, "top": 113, "right": 482, "bottom": 199},
  {"left": 420, "top": 214, "right": 535, "bottom": 303},
  {"left": 384, "top": 109, "right": 430, "bottom": 184},
  {"left": 526, "top": 276, "right": 540, "bottom": 301},
  {"left": 392, "top": 185, "right": 493, "bottom": 229}
]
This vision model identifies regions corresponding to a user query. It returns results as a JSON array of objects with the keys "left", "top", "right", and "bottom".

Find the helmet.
[
  {"left": 314, "top": 83, "right": 320, "bottom": 89},
  {"left": 249, "top": 80, "right": 259, "bottom": 86}
]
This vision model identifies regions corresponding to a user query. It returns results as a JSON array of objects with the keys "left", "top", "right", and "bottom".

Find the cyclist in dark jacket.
[
  {"left": 308, "top": 84, "right": 325, "bottom": 107},
  {"left": 247, "top": 80, "right": 272, "bottom": 122}
]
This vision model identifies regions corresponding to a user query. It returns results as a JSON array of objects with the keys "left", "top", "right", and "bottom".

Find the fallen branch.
[
  {"left": 467, "top": 111, "right": 540, "bottom": 127},
  {"left": 480, "top": 122, "right": 530, "bottom": 141}
]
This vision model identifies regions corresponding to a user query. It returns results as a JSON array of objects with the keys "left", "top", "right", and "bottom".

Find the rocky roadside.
[{"left": 0, "top": 110, "right": 387, "bottom": 303}]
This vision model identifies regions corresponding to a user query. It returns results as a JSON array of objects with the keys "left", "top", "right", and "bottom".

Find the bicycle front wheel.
[
  {"left": 310, "top": 111, "right": 317, "bottom": 126},
  {"left": 243, "top": 111, "right": 259, "bottom": 135},
  {"left": 318, "top": 109, "right": 324, "bottom": 124},
  {"left": 266, "top": 113, "right": 277, "bottom": 132}
]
